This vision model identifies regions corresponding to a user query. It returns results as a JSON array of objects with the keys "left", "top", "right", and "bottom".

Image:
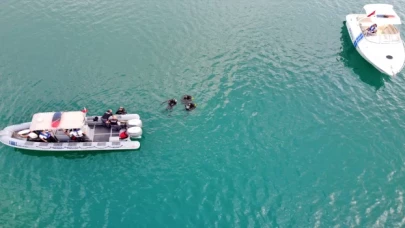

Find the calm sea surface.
[{"left": 1, "top": 0, "right": 405, "bottom": 227}]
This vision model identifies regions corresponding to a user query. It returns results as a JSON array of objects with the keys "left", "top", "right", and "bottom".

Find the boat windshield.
[{"left": 359, "top": 17, "right": 401, "bottom": 44}]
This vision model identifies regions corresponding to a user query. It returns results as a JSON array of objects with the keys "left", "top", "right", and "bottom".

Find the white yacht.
[{"left": 346, "top": 4, "right": 405, "bottom": 76}]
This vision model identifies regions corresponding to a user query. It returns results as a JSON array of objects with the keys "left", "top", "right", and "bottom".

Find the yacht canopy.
[
  {"left": 30, "top": 111, "right": 86, "bottom": 131},
  {"left": 363, "top": 4, "right": 401, "bottom": 25}
]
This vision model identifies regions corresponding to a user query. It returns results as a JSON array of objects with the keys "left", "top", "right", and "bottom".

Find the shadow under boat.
[
  {"left": 14, "top": 147, "right": 137, "bottom": 159},
  {"left": 338, "top": 21, "right": 390, "bottom": 90}
]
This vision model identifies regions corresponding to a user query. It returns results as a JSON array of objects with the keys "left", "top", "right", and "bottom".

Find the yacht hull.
[{"left": 346, "top": 14, "right": 405, "bottom": 76}]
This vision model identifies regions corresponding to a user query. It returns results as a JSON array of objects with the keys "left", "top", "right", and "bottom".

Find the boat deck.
[
  {"left": 90, "top": 124, "right": 121, "bottom": 142},
  {"left": 358, "top": 24, "right": 401, "bottom": 43},
  {"left": 12, "top": 123, "right": 124, "bottom": 143},
  {"left": 2, "top": 114, "right": 141, "bottom": 151}
]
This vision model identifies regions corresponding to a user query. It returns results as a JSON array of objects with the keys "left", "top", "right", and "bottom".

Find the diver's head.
[
  {"left": 185, "top": 103, "right": 196, "bottom": 111},
  {"left": 169, "top": 99, "right": 177, "bottom": 107},
  {"left": 183, "top": 95, "right": 192, "bottom": 100}
]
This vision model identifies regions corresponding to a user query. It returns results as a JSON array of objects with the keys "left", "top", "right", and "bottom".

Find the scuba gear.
[
  {"left": 168, "top": 99, "right": 177, "bottom": 107},
  {"left": 163, "top": 99, "right": 177, "bottom": 110},
  {"left": 185, "top": 103, "right": 196, "bottom": 111},
  {"left": 181, "top": 95, "right": 193, "bottom": 104}
]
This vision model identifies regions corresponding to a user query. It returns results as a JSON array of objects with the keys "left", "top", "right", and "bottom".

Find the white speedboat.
[
  {"left": 346, "top": 4, "right": 405, "bottom": 76},
  {"left": 0, "top": 110, "right": 143, "bottom": 152}
]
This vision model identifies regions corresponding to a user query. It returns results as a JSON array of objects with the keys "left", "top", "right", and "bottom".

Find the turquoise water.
[{"left": 1, "top": 0, "right": 405, "bottom": 226}]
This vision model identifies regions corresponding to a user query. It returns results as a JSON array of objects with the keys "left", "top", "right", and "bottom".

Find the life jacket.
[{"left": 102, "top": 112, "right": 112, "bottom": 120}]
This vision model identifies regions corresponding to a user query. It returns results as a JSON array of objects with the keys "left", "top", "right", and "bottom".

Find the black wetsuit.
[
  {"left": 101, "top": 111, "right": 112, "bottom": 126},
  {"left": 185, "top": 103, "right": 196, "bottom": 111},
  {"left": 116, "top": 108, "right": 127, "bottom": 115},
  {"left": 109, "top": 118, "right": 119, "bottom": 125},
  {"left": 167, "top": 99, "right": 177, "bottom": 110},
  {"left": 182, "top": 95, "right": 192, "bottom": 104},
  {"left": 102, "top": 112, "right": 112, "bottom": 120}
]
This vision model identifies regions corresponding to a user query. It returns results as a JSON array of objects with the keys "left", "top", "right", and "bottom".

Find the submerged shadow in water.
[
  {"left": 338, "top": 21, "right": 389, "bottom": 90},
  {"left": 15, "top": 147, "right": 137, "bottom": 159}
]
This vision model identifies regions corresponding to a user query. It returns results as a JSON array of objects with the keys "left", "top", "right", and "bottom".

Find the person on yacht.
[
  {"left": 101, "top": 109, "right": 113, "bottom": 126},
  {"left": 39, "top": 130, "right": 57, "bottom": 142},
  {"left": 366, "top": 24, "right": 377, "bottom": 36},
  {"left": 65, "top": 129, "right": 86, "bottom": 141},
  {"left": 107, "top": 115, "right": 120, "bottom": 130},
  {"left": 116, "top": 107, "right": 127, "bottom": 115}
]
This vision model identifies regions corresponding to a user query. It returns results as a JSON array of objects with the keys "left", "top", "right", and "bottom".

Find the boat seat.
[
  {"left": 109, "top": 136, "right": 120, "bottom": 142},
  {"left": 384, "top": 25, "right": 398, "bottom": 34}
]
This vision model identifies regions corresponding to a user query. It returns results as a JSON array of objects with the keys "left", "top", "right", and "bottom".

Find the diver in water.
[
  {"left": 185, "top": 102, "right": 196, "bottom": 111},
  {"left": 162, "top": 98, "right": 177, "bottom": 110},
  {"left": 181, "top": 95, "right": 193, "bottom": 104}
]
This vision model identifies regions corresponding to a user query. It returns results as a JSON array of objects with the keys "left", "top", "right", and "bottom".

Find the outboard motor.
[
  {"left": 127, "top": 127, "right": 142, "bottom": 138},
  {"left": 127, "top": 119, "right": 143, "bottom": 128}
]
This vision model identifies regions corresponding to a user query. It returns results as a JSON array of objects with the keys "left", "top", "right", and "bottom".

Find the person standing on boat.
[{"left": 101, "top": 109, "right": 113, "bottom": 126}]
